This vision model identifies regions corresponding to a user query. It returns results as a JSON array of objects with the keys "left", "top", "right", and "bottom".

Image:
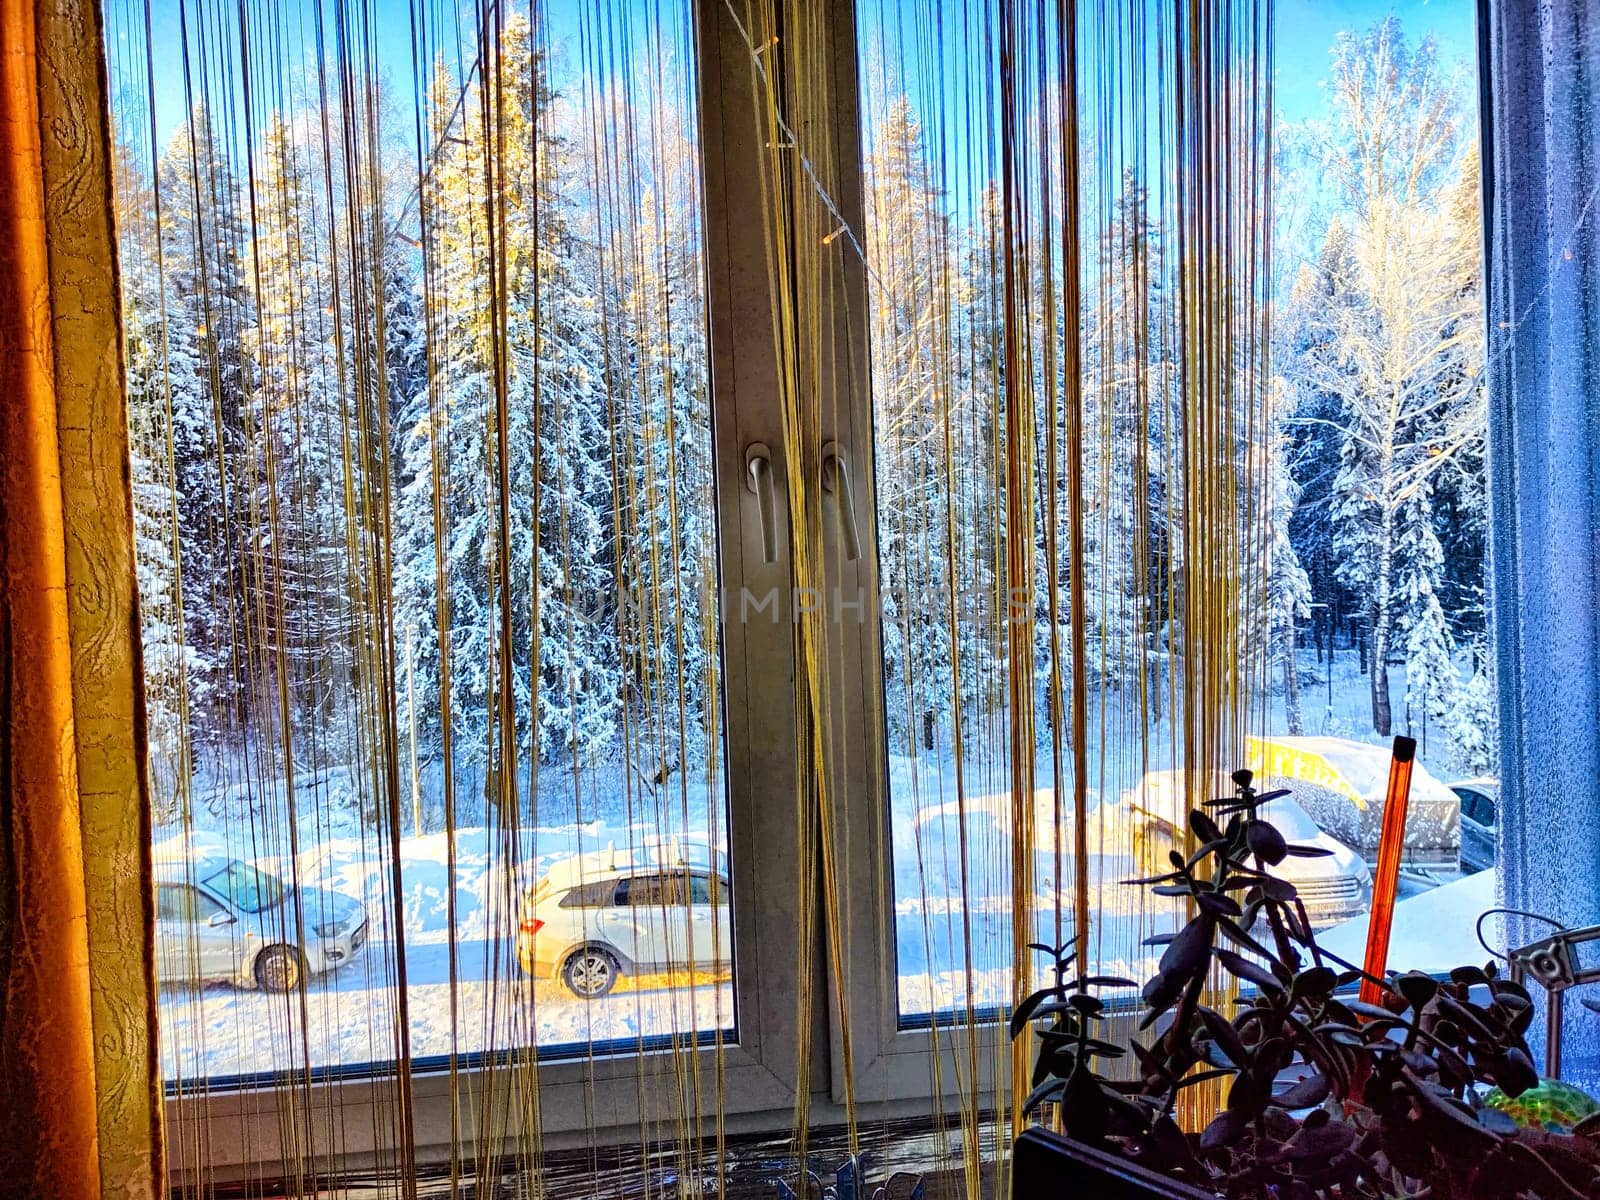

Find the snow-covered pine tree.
[
  {"left": 866, "top": 95, "right": 964, "bottom": 753},
  {"left": 1077, "top": 173, "right": 1175, "bottom": 699},
  {"left": 581, "top": 72, "right": 719, "bottom": 778},
  {"left": 1451, "top": 637, "right": 1497, "bottom": 776},
  {"left": 1393, "top": 485, "right": 1459, "bottom": 737},
  {"left": 395, "top": 24, "right": 619, "bottom": 790},
  {"left": 1264, "top": 382, "right": 1312, "bottom": 734},
  {"left": 113, "top": 137, "right": 205, "bottom": 821},
  {"left": 245, "top": 114, "right": 360, "bottom": 758},
  {"left": 154, "top": 108, "right": 256, "bottom": 753}
]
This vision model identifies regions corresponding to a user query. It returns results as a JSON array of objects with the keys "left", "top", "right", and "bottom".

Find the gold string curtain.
[{"left": 93, "top": 0, "right": 1274, "bottom": 1192}]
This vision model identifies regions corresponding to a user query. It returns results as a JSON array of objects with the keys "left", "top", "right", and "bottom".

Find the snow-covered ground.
[
  {"left": 156, "top": 819, "right": 735, "bottom": 1079},
  {"left": 157, "top": 645, "right": 1496, "bottom": 1079}
]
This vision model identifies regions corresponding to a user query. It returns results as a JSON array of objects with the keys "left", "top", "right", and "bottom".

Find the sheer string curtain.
[
  {"left": 823, "top": 0, "right": 1275, "bottom": 1158},
  {"left": 1, "top": 0, "right": 162, "bottom": 1195},
  {"left": 107, "top": 0, "right": 736, "bottom": 1189},
  {"left": 9, "top": 0, "right": 1273, "bottom": 1192}
]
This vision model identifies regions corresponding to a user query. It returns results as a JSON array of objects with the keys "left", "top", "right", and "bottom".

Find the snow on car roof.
[
  {"left": 1246, "top": 735, "right": 1457, "bottom": 806},
  {"left": 535, "top": 840, "right": 724, "bottom": 890}
]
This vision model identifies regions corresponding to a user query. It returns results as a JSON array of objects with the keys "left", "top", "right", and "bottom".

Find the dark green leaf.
[
  {"left": 1246, "top": 820, "right": 1288, "bottom": 865},
  {"left": 1273, "top": 1071, "right": 1330, "bottom": 1109},
  {"left": 1196, "top": 890, "right": 1243, "bottom": 918},
  {"left": 1282, "top": 844, "right": 1334, "bottom": 859},
  {"left": 1022, "top": 1077, "right": 1065, "bottom": 1115},
  {"left": 1197, "top": 1005, "right": 1249, "bottom": 1068},
  {"left": 1216, "top": 948, "right": 1284, "bottom": 992},
  {"left": 1199, "top": 1107, "right": 1245, "bottom": 1150},
  {"left": 1189, "top": 809, "right": 1223, "bottom": 845},
  {"left": 1008, "top": 986, "right": 1065, "bottom": 1038},
  {"left": 1158, "top": 917, "right": 1214, "bottom": 979},
  {"left": 1396, "top": 971, "right": 1438, "bottom": 1010},
  {"left": 1078, "top": 974, "right": 1140, "bottom": 989},
  {"left": 1291, "top": 966, "right": 1338, "bottom": 1002}
]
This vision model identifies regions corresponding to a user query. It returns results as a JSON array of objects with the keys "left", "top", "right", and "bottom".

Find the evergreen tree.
[
  {"left": 1281, "top": 19, "right": 1483, "bottom": 737},
  {"left": 396, "top": 26, "right": 619, "bottom": 783},
  {"left": 1394, "top": 486, "right": 1459, "bottom": 730},
  {"left": 1451, "top": 639, "right": 1498, "bottom": 776},
  {"left": 114, "top": 139, "right": 204, "bottom": 819},
  {"left": 866, "top": 96, "right": 965, "bottom": 752},
  {"left": 245, "top": 115, "right": 361, "bottom": 756},
  {"left": 1264, "top": 387, "right": 1313, "bottom": 734},
  {"left": 155, "top": 109, "right": 257, "bottom": 749}
]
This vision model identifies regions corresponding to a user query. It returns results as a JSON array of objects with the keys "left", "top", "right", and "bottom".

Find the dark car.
[{"left": 1450, "top": 779, "right": 1498, "bottom": 874}]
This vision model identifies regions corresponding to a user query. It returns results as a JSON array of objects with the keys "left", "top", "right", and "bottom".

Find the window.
[
  {"left": 618, "top": 873, "right": 689, "bottom": 907},
  {"left": 559, "top": 880, "right": 622, "bottom": 909},
  {"left": 199, "top": 861, "right": 283, "bottom": 915},
  {"left": 102, "top": 0, "right": 1498, "bottom": 1184},
  {"left": 687, "top": 874, "right": 723, "bottom": 905},
  {"left": 156, "top": 885, "right": 225, "bottom": 923},
  {"left": 852, "top": 0, "right": 1492, "bottom": 1029}
]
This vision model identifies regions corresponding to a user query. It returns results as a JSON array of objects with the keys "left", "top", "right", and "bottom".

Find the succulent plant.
[{"left": 1013, "top": 769, "right": 1600, "bottom": 1199}]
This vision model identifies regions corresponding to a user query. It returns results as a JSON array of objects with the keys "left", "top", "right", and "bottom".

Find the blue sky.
[
  {"left": 1275, "top": 0, "right": 1478, "bottom": 127},
  {"left": 110, "top": 0, "right": 1479, "bottom": 194}
]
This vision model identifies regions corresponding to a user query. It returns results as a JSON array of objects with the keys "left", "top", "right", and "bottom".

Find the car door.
[
  {"left": 156, "top": 884, "right": 237, "bottom": 982},
  {"left": 1457, "top": 788, "right": 1495, "bottom": 873},
  {"left": 686, "top": 873, "right": 730, "bottom": 970},
  {"left": 602, "top": 873, "right": 682, "bottom": 970}
]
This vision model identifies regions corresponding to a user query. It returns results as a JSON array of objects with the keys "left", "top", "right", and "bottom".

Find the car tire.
[
  {"left": 562, "top": 946, "right": 620, "bottom": 999},
  {"left": 254, "top": 944, "right": 303, "bottom": 992}
]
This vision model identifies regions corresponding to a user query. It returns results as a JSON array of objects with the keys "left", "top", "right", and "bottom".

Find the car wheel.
[
  {"left": 562, "top": 947, "right": 620, "bottom": 999},
  {"left": 254, "top": 944, "right": 302, "bottom": 992}
]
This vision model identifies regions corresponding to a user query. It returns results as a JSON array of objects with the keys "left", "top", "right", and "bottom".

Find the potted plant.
[{"left": 1011, "top": 769, "right": 1600, "bottom": 1199}]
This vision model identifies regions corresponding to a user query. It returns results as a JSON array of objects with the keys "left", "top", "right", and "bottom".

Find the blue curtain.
[{"left": 1486, "top": 0, "right": 1600, "bottom": 1081}]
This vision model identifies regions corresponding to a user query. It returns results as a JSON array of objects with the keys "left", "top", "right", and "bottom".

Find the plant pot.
[{"left": 1012, "top": 1128, "right": 1218, "bottom": 1200}]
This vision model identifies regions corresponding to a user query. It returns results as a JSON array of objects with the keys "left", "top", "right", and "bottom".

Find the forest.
[{"left": 113, "top": 14, "right": 1493, "bottom": 832}]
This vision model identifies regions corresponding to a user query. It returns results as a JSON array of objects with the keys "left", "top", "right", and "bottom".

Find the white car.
[
  {"left": 153, "top": 853, "right": 368, "bottom": 991},
  {"left": 1125, "top": 773, "right": 1373, "bottom": 929},
  {"left": 516, "top": 845, "right": 731, "bottom": 998}
]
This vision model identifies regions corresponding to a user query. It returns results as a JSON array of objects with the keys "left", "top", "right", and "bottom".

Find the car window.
[
  {"left": 202, "top": 860, "right": 285, "bottom": 914},
  {"left": 618, "top": 873, "right": 687, "bottom": 906},
  {"left": 687, "top": 874, "right": 728, "bottom": 905},
  {"left": 559, "top": 880, "right": 621, "bottom": 908},
  {"left": 157, "top": 884, "right": 225, "bottom": 922}
]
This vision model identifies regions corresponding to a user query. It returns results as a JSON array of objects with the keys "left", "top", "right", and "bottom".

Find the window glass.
[
  {"left": 201, "top": 862, "right": 284, "bottom": 915},
  {"left": 687, "top": 875, "right": 721, "bottom": 905},
  {"left": 158, "top": 885, "right": 224, "bottom": 922},
  {"left": 858, "top": 0, "right": 1492, "bottom": 1021},
  {"left": 621, "top": 874, "right": 689, "bottom": 907},
  {"left": 106, "top": 0, "right": 734, "bottom": 1083},
  {"left": 560, "top": 880, "right": 622, "bottom": 909}
]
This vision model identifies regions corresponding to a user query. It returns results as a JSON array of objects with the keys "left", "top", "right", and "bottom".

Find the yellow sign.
[{"left": 1245, "top": 737, "right": 1369, "bottom": 811}]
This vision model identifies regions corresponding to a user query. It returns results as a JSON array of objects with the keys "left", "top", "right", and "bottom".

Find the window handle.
[
  {"left": 821, "top": 441, "right": 860, "bottom": 562},
  {"left": 745, "top": 442, "right": 779, "bottom": 565}
]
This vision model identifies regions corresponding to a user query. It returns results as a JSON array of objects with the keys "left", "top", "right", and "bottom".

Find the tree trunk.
[
  {"left": 1371, "top": 640, "right": 1392, "bottom": 737},
  {"left": 1371, "top": 508, "right": 1395, "bottom": 737},
  {"left": 1283, "top": 616, "right": 1304, "bottom": 736}
]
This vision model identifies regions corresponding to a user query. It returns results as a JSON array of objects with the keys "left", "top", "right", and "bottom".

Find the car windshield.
[{"left": 202, "top": 860, "right": 286, "bottom": 914}]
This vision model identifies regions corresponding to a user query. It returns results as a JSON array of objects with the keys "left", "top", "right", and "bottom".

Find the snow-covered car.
[
  {"left": 516, "top": 846, "right": 731, "bottom": 998},
  {"left": 1246, "top": 736, "right": 1461, "bottom": 865},
  {"left": 1449, "top": 778, "right": 1498, "bottom": 874},
  {"left": 1124, "top": 773, "right": 1373, "bottom": 929},
  {"left": 153, "top": 853, "right": 368, "bottom": 991}
]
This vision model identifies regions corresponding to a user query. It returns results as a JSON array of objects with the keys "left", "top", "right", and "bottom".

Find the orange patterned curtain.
[{"left": 1, "top": 0, "right": 162, "bottom": 1195}]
